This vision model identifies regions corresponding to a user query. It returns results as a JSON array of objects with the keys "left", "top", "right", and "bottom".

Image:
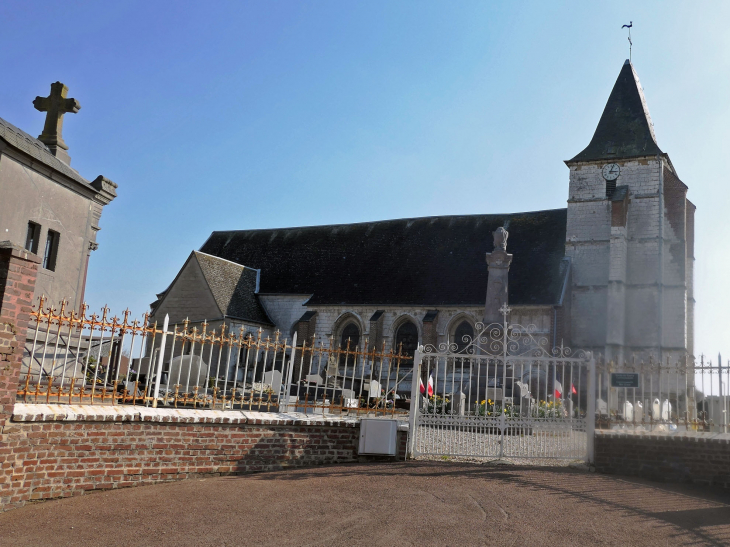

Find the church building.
[
  {"left": 151, "top": 60, "right": 694, "bottom": 365},
  {"left": 0, "top": 82, "right": 117, "bottom": 310}
]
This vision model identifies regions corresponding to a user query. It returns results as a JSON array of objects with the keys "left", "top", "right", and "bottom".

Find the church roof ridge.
[
  {"left": 567, "top": 60, "right": 662, "bottom": 163},
  {"left": 205, "top": 207, "right": 568, "bottom": 236},
  {"left": 0, "top": 115, "right": 92, "bottom": 187},
  {"left": 200, "top": 208, "right": 568, "bottom": 307}
]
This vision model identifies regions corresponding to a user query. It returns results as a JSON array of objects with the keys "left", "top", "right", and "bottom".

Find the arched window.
[
  {"left": 340, "top": 323, "right": 360, "bottom": 350},
  {"left": 394, "top": 321, "right": 418, "bottom": 359},
  {"left": 453, "top": 320, "right": 475, "bottom": 354}
]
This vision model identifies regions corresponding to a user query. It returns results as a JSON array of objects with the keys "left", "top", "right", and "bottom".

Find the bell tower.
[{"left": 565, "top": 60, "right": 694, "bottom": 362}]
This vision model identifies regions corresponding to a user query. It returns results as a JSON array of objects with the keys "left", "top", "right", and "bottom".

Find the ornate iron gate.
[{"left": 408, "top": 306, "right": 595, "bottom": 462}]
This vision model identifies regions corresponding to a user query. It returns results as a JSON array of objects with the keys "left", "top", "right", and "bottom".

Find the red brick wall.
[
  {"left": 595, "top": 431, "right": 730, "bottom": 487},
  {"left": 0, "top": 242, "right": 409, "bottom": 514},
  {"left": 0, "top": 243, "right": 39, "bottom": 428},
  {"left": 1, "top": 418, "right": 363, "bottom": 512}
]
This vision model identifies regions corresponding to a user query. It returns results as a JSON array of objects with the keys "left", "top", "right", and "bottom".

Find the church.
[{"left": 150, "top": 60, "right": 694, "bottom": 365}]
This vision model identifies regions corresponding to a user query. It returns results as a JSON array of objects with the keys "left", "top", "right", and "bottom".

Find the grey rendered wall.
[
  {"left": 151, "top": 256, "right": 222, "bottom": 325},
  {"left": 0, "top": 153, "right": 92, "bottom": 310}
]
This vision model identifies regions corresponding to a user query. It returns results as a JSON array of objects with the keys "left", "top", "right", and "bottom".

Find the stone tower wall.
[{"left": 566, "top": 157, "right": 691, "bottom": 361}]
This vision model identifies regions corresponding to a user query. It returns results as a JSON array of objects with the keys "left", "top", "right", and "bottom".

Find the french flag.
[{"left": 419, "top": 373, "right": 434, "bottom": 396}]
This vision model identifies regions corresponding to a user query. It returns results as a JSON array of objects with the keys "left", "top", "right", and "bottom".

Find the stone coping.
[
  {"left": 596, "top": 428, "right": 730, "bottom": 442},
  {"left": 11, "top": 403, "right": 409, "bottom": 430}
]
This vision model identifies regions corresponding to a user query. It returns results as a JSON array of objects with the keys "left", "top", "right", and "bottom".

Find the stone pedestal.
[{"left": 483, "top": 242, "right": 513, "bottom": 325}]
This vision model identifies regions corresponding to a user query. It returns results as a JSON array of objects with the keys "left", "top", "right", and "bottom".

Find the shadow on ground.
[{"left": 2, "top": 460, "right": 729, "bottom": 547}]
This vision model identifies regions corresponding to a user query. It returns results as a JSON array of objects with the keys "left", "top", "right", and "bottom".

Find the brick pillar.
[{"left": 0, "top": 242, "right": 40, "bottom": 428}]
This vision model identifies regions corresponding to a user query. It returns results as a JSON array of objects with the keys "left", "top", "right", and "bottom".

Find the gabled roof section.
[
  {"left": 193, "top": 252, "right": 272, "bottom": 325},
  {"left": 0, "top": 116, "right": 92, "bottom": 188},
  {"left": 568, "top": 60, "right": 662, "bottom": 163},
  {"left": 199, "top": 209, "right": 568, "bottom": 307}
]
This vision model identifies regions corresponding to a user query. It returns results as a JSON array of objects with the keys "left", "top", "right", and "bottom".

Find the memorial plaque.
[{"left": 611, "top": 372, "right": 639, "bottom": 388}]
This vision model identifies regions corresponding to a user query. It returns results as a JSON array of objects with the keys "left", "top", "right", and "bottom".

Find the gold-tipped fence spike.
[{"left": 121, "top": 308, "right": 131, "bottom": 328}]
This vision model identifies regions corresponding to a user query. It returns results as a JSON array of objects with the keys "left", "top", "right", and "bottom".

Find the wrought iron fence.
[
  {"left": 409, "top": 305, "right": 592, "bottom": 460},
  {"left": 596, "top": 355, "right": 730, "bottom": 433},
  {"left": 17, "top": 298, "right": 411, "bottom": 416}
]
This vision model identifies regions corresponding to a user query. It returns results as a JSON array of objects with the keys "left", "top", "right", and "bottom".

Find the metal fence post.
[
  {"left": 152, "top": 314, "right": 170, "bottom": 408},
  {"left": 282, "top": 332, "right": 297, "bottom": 412},
  {"left": 586, "top": 353, "right": 596, "bottom": 464},
  {"left": 407, "top": 346, "right": 423, "bottom": 459}
]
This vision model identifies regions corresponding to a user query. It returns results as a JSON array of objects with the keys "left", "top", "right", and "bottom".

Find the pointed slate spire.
[{"left": 568, "top": 60, "right": 662, "bottom": 163}]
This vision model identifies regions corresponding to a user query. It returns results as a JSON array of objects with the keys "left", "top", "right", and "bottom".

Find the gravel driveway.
[{"left": 1, "top": 461, "right": 729, "bottom": 546}]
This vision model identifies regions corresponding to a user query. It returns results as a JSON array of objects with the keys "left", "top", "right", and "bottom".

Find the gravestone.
[
  {"left": 341, "top": 388, "right": 358, "bottom": 408},
  {"left": 167, "top": 355, "right": 208, "bottom": 388},
  {"left": 451, "top": 391, "right": 466, "bottom": 416},
  {"left": 262, "top": 370, "right": 282, "bottom": 395},
  {"left": 305, "top": 374, "right": 323, "bottom": 385},
  {"left": 622, "top": 400, "right": 633, "bottom": 422}
]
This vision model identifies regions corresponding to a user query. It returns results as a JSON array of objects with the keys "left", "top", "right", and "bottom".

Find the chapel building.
[
  {"left": 0, "top": 82, "right": 117, "bottom": 310},
  {"left": 150, "top": 60, "right": 694, "bottom": 367}
]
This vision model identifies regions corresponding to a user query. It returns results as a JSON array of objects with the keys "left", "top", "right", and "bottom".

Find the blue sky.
[{"left": 1, "top": 1, "right": 729, "bottom": 358}]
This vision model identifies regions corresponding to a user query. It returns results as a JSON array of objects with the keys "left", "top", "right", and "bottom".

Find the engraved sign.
[{"left": 611, "top": 372, "right": 639, "bottom": 388}]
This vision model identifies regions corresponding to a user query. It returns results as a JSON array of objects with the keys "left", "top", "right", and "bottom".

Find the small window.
[
  {"left": 43, "top": 230, "right": 60, "bottom": 271},
  {"left": 453, "top": 321, "right": 475, "bottom": 354},
  {"left": 25, "top": 222, "right": 40, "bottom": 254},
  {"left": 394, "top": 321, "right": 419, "bottom": 360},
  {"left": 340, "top": 323, "right": 360, "bottom": 350},
  {"left": 606, "top": 180, "right": 617, "bottom": 198}
]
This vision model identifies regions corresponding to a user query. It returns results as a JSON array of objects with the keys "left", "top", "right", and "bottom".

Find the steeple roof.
[{"left": 568, "top": 60, "right": 662, "bottom": 163}]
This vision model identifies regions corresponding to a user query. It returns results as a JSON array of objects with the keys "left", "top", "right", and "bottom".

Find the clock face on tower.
[{"left": 602, "top": 163, "right": 620, "bottom": 181}]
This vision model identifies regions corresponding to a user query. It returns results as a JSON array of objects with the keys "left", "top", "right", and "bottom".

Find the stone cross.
[{"left": 33, "top": 82, "right": 80, "bottom": 163}]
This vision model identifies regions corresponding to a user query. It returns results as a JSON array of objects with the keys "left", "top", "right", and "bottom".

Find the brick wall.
[
  {"left": 1, "top": 405, "right": 408, "bottom": 512},
  {"left": 595, "top": 431, "right": 730, "bottom": 487},
  {"left": 0, "top": 243, "right": 40, "bottom": 428}
]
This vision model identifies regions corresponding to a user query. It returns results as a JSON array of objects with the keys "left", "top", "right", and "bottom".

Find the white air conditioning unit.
[{"left": 358, "top": 419, "right": 398, "bottom": 455}]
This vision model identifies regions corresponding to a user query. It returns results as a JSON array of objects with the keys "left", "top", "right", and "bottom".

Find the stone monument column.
[{"left": 483, "top": 227, "right": 513, "bottom": 325}]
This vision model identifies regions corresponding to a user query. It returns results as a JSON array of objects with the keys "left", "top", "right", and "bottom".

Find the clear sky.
[{"left": 1, "top": 1, "right": 728, "bottom": 359}]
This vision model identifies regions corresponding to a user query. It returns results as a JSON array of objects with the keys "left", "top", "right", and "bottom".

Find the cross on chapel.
[{"left": 33, "top": 82, "right": 80, "bottom": 164}]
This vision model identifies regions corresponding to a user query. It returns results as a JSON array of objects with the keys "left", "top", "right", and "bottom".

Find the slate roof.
[
  {"left": 199, "top": 209, "right": 568, "bottom": 307},
  {"left": 193, "top": 252, "right": 272, "bottom": 324},
  {"left": 568, "top": 60, "right": 662, "bottom": 163},
  {"left": 0, "top": 116, "right": 92, "bottom": 187}
]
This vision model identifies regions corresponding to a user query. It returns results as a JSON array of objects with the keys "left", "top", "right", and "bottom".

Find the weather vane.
[{"left": 622, "top": 21, "right": 633, "bottom": 61}]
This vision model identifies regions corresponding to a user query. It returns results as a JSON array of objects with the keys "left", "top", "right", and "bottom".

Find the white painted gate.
[{"left": 408, "top": 306, "right": 596, "bottom": 462}]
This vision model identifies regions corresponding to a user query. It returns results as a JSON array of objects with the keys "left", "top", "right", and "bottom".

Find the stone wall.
[
  {"left": 565, "top": 157, "right": 691, "bottom": 361},
  {"left": 595, "top": 430, "right": 730, "bottom": 487},
  {"left": 257, "top": 294, "right": 311, "bottom": 337},
  {"left": 257, "top": 302, "right": 553, "bottom": 353}
]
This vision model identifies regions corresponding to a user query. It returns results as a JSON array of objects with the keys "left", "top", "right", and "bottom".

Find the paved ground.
[{"left": 2, "top": 461, "right": 730, "bottom": 546}]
